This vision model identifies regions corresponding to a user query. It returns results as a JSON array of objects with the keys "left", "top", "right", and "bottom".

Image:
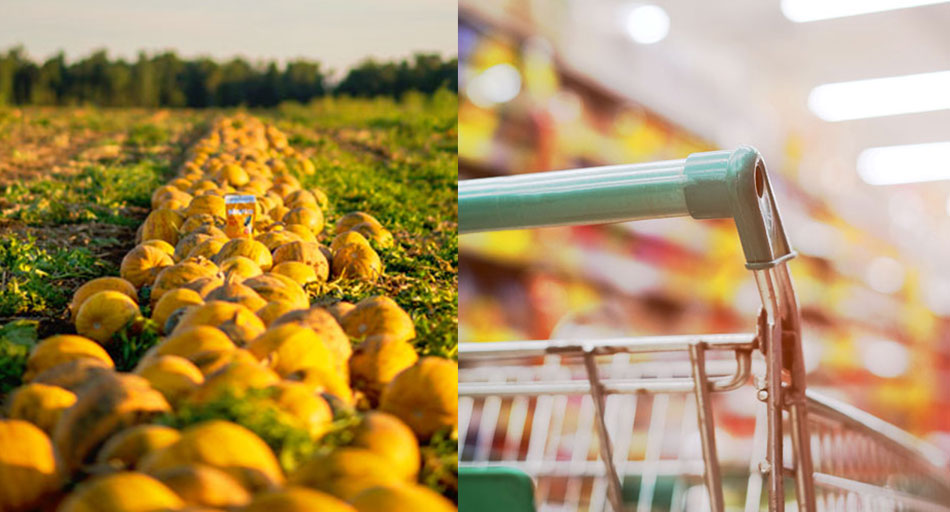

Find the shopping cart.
[{"left": 458, "top": 147, "right": 950, "bottom": 512}]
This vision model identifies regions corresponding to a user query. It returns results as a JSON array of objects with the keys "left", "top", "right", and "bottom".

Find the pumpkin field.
[{"left": 0, "top": 94, "right": 458, "bottom": 511}]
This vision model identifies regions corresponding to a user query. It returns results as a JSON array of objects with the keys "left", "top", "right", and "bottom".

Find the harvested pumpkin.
[
  {"left": 145, "top": 326, "right": 235, "bottom": 363},
  {"left": 330, "top": 230, "right": 371, "bottom": 254},
  {"left": 272, "top": 241, "right": 329, "bottom": 280},
  {"left": 24, "top": 334, "right": 115, "bottom": 381},
  {"left": 349, "top": 412, "right": 420, "bottom": 481},
  {"left": 256, "top": 230, "right": 302, "bottom": 251},
  {"left": 246, "top": 323, "right": 335, "bottom": 377},
  {"left": 218, "top": 255, "right": 263, "bottom": 279},
  {"left": 349, "top": 222, "right": 394, "bottom": 249},
  {"left": 186, "top": 194, "right": 226, "bottom": 218},
  {"left": 285, "top": 223, "right": 318, "bottom": 243},
  {"left": 205, "top": 277, "right": 268, "bottom": 312},
  {"left": 54, "top": 372, "right": 171, "bottom": 471},
  {"left": 30, "top": 358, "right": 114, "bottom": 392},
  {"left": 57, "top": 471, "right": 184, "bottom": 512},
  {"left": 68, "top": 277, "right": 138, "bottom": 321},
  {"left": 134, "top": 355, "right": 205, "bottom": 404},
  {"left": 349, "top": 335, "right": 418, "bottom": 405},
  {"left": 379, "top": 357, "right": 458, "bottom": 440},
  {"left": 171, "top": 300, "right": 266, "bottom": 345},
  {"left": 0, "top": 419, "right": 61, "bottom": 511},
  {"left": 189, "top": 348, "right": 259, "bottom": 377},
  {"left": 174, "top": 232, "right": 214, "bottom": 261},
  {"left": 139, "top": 239, "right": 176, "bottom": 259},
  {"left": 290, "top": 447, "right": 401, "bottom": 501},
  {"left": 244, "top": 487, "right": 356, "bottom": 512},
  {"left": 243, "top": 273, "right": 310, "bottom": 310},
  {"left": 121, "top": 245, "right": 175, "bottom": 289},
  {"left": 95, "top": 425, "right": 182, "bottom": 470},
  {"left": 151, "top": 287, "right": 204, "bottom": 335},
  {"left": 350, "top": 484, "right": 457, "bottom": 512},
  {"left": 331, "top": 242, "right": 382, "bottom": 283},
  {"left": 268, "top": 381, "right": 333, "bottom": 438},
  {"left": 256, "top": 300, "right": 300, "bottom": 327},
  {"left": 285, "top": 364, "right": 354, "bottom": 405},
  {"left": 6, "top": 383, "right": 77, "bottom": 434},
  {"left": 282, "top": 206, "right": 324, "bottom": 234},
  {"left": 334, "top": 211, "right": 382, "bottom": 235},
  {"left": 181, "top": 275, "right": 225, "bottom": 299},
  {"left": 326, "top": 301, "right": 356, "bottom": 322},
  {"left": 213, "top": 238, "right": 273, "bottom": 271},
  {"left": 140, "top": 208, "right": 184, "bottom": 246},
  {"left": 341, "top": 296, "right": 415, "bottom": 343},
  {"left": 152, "top": 464, "right": 251, "bottom": 509},
  {"left": 190, "top": 359, "right": 281, "bottom": 402},
  {"left": 271, "top": 307, "right": 350, "bottom": 375},
  {"left": 74, "top": 290, "right": 141, "bottom": 345},
  {"left": 150, "top": 257, "right": 221, "bottom": 305},
  {"left": 187, "top": 237, "right": 228, "bottom": 261},
  {"left": 271, "top": 261, "right": 321, "bottom": 286},
  {"left": 138, "top": 420, "right": 285, "bottom": 492}
]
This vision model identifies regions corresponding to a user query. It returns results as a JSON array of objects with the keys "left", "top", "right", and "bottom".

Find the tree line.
[{"left": 0, "top": 47, "right": 458, "bottom": 107}]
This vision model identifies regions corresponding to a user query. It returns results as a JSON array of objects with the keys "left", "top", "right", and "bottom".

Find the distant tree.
[{"left": 0, "top": 47, "right": 456, "bottom": 107}]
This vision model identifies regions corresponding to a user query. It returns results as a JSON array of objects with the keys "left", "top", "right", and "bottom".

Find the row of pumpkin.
[{"left": 1, "top": 114, "right": 457, "bottom": 511}]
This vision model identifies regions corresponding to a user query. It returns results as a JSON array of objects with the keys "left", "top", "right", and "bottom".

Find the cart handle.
[{"left": 459, "top": 146, "right": 794, "bottom": 269}]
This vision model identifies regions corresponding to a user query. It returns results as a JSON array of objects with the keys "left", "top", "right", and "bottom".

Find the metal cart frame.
[{"left": 458, "top": 147, "right": 950, "bottom": 511}]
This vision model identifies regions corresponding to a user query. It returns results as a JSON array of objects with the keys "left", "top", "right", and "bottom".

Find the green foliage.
[
  {"left": 421, "top": 427, "right": 460, "bottom": 498},
  {"left": 1, "top": 159, "right": 167, "bottom": 225},
  {"left": 126, "top": 122, "right": 169, "bottom": 147},
  {"left": 159, "top": 388, "right": 361, "bottom": 473},
  {"left": 0, "top": 319, "right": 38, "bottom": 395},
  {"left": 107, "top": 318, "right": 161, "bottom": 372},
  {"left": 0, "top": 235, "right": 114, "bottom": 316}
]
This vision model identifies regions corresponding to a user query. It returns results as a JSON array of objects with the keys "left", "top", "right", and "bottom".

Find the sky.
[{"left": 0, "top": 0, "right": 457, "bottom": 76}]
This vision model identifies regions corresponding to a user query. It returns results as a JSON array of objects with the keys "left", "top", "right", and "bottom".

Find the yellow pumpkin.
[
  {"left": 350, "top": 484, "right": 456, "bottom": 512},
  {"left": 272, "top": 241, "right": 329, "bottom": 281},
  {"left": 140, "top": 239, "right": 176, "bottom": 259},
  {"left": 284, "top": 223, "right": 318, "bottom": 243},
  {"left": 30, "top": 358, "right": 113, "bottom": 393},
  {"left": 190, "top": 359, "right": 281, "bottom": 402},
  {"left": 341, "top": 296, "right": 415, "bottom": 343},
  {"left": 205, "top": 278, "right": 268, "bottom": 312},
  {"left": 186, "top": 194, "right": 226, "bottom": 218},
  {"left": 268, "top": 381, "right": 333, "bottom": 438},
  {"left": 213, "top": 239, "right": 273, "bottom": 271},
  {"left": 271, "top": 261, "right": 321, "bottom": 287},
  {"left": 171, "top": 300, "right": 266, "bottom": 345},
  {"left": 150, "top": 257, "right": 221, "bottom": 305},
  {"left": 256, "top": 230, "right": 302, "bottom": 251},
  {"left": 58, "top": 471, "right": 184, "bottom": 512},
  {"left": 282, "top": 207, "right": 324, "bottom": 235},
  {"left": 151, "top": 288, "right": 204, "bottom": 334},
  {"left": 246, "top": 323, "right": 335, "bottom": 377},
  {"left": 216, "top": 163, "right": 249, "bottom": 187},
  {"left": 174, "top": 232, "right": 214, "bottom": 261},
  {"left": 349, "top": 335, "right": 418, "bottom": 405},
  {"left": 54, "top": 373, "right": 171, "bottom": 471},
  {"left": 186, "top": 237, "right": 227, "bottom": 261},
  {"left": 6, "top": 383, "right": 77, "bottom": 434},
  {"left": 96, "top": 425, "right": 182, "bottom": 470},
  {"left": 243, "top": 273, "right": 310, "bottom": 310},
  {"left": 219, "top": 255, "right": 263, "bottom": 280},
  {"left": 75, "top": 290, "right": 141, "bottom": 345},
  {"left": 138, "top": 420, "right": 284, "bottom": 492},
  {"left": 349, "top": 412, "right": 420, "bottom": 481},
  {"left": 152, "top": 464, "right": 251, "bottom": 508},
  {"left": 0, "top": 419, "right": 61, "bottom": 511},
  {"left": 152, "top": 184, "right": 191, "bottom": 210},
  {"left": 334, "top": 212, "right": 382, "bottom": 235},
  {"left": 134, "top": 355, "right": 205, "bottom": 404},
  {"left": 330, "top": 231, "right": 371, "bottom": 254},
  {"left": 283, "top": 189, "right": 319, "bottom": 210},
  {"left": 290, "top": 448, "right": 401, "bottom": 500},
  {"left": 244, "top": 487, "right": 355, "bottom": 512},
  {"left": 181, "top": 275, "right": 225, "bottom": 299},
  {"left": 256, "top": 300, "right": 300, "bottom": 327},
  {"left": 145, "top": 326, "right": 235, "bottom": 363},
  {"left": 24, "top": 334, "right": 114, "bottom": 381},
  {"left": 331, "top": 243, "right": 382, "bottom": 283},
  {"left": 69, "top": 277, "right": 138, "bottom": 322},
  {"left": 285, "top": 365, "right": 353, "bottom": 405},
  {"left": 349, "top": 222, "right": 394, "bottom": 249},
  {"left": 379, "top": 357, "right": 458, "bottom": 440},
  {"left": 121, "top": 245, "right": 175, "bottom": 289},
  {"left": 326, "top": 301, "right": 355, "bottom": 323},
  {"left": 180, "top": 216, "right": 226, "bottom": 238},
  {"left": 272, "top": 307, "right": 351, "bottom": 376},
  {"left": 141, "top": 208, "right": 185, "bottom": 246}
]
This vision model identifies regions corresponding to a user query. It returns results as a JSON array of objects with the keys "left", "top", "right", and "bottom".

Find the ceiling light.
[
  {"left": 624, "top": 5, "right": 670, "bottom": 45},
  {"left": 808, "top": 70, "right": 950, "bottom": 121},
  {"left": 857, "top": 142, "right": 950, "bottom": 185},
  {"left": 781, "top": 0, "right": 950, "bottom": 22},
  {"left": 466, "top": 64, "right": 522, "bottom": 108}
]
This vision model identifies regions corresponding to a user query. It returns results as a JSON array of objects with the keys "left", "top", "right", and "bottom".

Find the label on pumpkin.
[{"left": 224, "top": 194, "right": 256, "bottom": 238}]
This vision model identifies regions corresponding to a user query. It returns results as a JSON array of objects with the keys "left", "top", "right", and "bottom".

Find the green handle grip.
[{"left": 459, "top": 146, "right": 794, "bottom": 269}]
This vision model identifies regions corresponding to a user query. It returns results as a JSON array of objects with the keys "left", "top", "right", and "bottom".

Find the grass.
[
  {"left": 0, "top": 235, "right": 116, "bottom": 317},
  {"left": 0, "top": 159, "right": 167, "bottom": 226},
  {"left": 0, "top": 319, "right": 38, "bottom": 394}
]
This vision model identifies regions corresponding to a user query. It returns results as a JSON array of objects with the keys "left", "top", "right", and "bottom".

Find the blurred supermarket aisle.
[{"left": 458, "top": 0, "right": 950, "bottom": 444}]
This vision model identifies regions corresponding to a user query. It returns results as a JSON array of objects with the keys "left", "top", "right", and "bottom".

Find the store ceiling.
[{"left": 463, "top": 0, "right": 950, "bottom": 274}]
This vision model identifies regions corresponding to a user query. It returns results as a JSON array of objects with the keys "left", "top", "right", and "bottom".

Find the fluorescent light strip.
[
  {"left": 781, "top": 0, "right": 950, "bottom": 22},
  {"left": 857, "top": 142, "right": 950, "bottom": 185},
  {"left": 808, "top": 70, "right": 950, "bottom": 121}
]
